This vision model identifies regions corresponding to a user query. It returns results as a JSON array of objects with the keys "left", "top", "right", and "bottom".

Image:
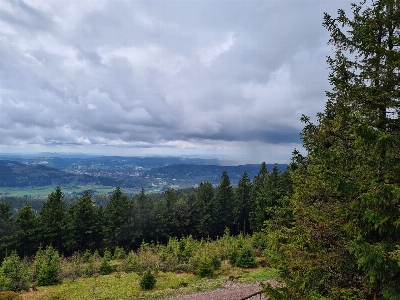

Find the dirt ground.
[{"left": 162, "top": 279, "right": 279, "bottom": 300}]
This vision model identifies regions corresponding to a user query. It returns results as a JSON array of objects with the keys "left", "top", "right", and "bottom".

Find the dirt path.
[{"left": 162, "top": 279, "right": 279, "bottom": 300}]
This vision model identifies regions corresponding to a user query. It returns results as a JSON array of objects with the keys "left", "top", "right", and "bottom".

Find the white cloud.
[
  {"left": 198, "top": 32, "right": 236, "bottom": 66},
  {"left": 0, "top": 0, "right": 353, "bottom": 163},
  {"left": 77, "top": 137, "right": 91, "bottom": 145}
]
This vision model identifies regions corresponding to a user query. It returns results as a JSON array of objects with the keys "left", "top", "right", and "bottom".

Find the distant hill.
[
  {"left": 139, "top": 163, "right": 288, "bottom": 187},
  {"left": 0, "top": 160, "right": 101, "bottom": 187},
  {"left": 0, "top": 157, "right": 288, "bottom": 192}
]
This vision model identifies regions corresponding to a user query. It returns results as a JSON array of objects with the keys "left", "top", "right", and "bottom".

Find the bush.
[
  {"left": 83, "top": 251, "right": 101, "bottom": 277},
  {"left": 210, "top": 253, "right": 221, "bottom": 269},
  {"left": 139, "top": 270, "right": 156, "bottom": 290},
  {"left": 252, "top": 232, "right": 268, "bottom": 249},
  {"left": 83, "top": 250, "right": 92, "bottom": 263},
  {"left": 235, "top": 246, "right": 257, "bottom": 268},
  {"left": 99, "top": 257, "right": 112, "bottom": 275},
  {"left": 113, "top": 246, "right": 126, "bottom": 259},
  {"left": 122, "top": 251, "right": 138, "bottom": 272},
  {"left": 0, "top": 291, "right": 22, "bottom": 300},
  {"left": 0, "top": 252, "right": 30, "bottom": 291},
  {"left": 103, "top": 250, "right": 112, "bottom": 261},
  {"left": 33, "top": 246, "right": 60, "bottom": 286},
  {"left": 197, "top": 258, "right": 214, "bottom": 278},
  {"left": 59, "top": 253, "right": 83, "bottom": 282}
]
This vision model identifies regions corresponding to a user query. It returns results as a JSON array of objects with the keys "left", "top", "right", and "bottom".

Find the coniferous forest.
[
  {"left": 2, "top": 1, "right": 400, "bottom": 299},
  {"left": 0, "top": 164, "right": 291, "bottom": 259}
]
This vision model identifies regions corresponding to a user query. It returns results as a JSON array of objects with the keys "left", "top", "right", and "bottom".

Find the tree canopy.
[{"left": 265, "top": 1, "right": 400, "bottom": 299}]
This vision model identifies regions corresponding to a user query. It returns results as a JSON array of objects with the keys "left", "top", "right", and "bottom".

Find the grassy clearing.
[
  {"left": 20, "top": 266, "right": 275, "bottom": 300},
  {"left": 0, "top": 186, "right": 139, "bottom": 198}
]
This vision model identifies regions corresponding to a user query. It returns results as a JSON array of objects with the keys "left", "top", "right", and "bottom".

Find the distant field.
[{"left": 0, "top": 185, "right": 138, "bottom": 198}]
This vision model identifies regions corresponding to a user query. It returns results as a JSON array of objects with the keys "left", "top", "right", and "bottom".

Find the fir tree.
[
  {"left": 266, "top": 1, "right": 400, "bottom": 299},
  {"left": 38, "top": 187, "right": 66, "bottom": 253}
]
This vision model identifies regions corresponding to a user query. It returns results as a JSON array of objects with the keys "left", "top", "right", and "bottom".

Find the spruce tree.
[
  {"left": 234, "top": 172, "right": 251, "bottom": 235},
  {"left": 103, "top": 187, "right": 134, "bottom": 249},
  {"left": 38, "top": 187, "right": 66, "bottom": 253},
  {"left": 15, "top": 204, "right": 38, "bottom": 257},
  {"left": 194, "top": 182, "right": 214, "bottom": 238},
  {"left": 213, "top": 171, "right": 234, "bottom": 236},
  {"left": 249, "top": 162, "right": 269, "bottom": 232},
  {"left": 64, "top": 191, "right": 102, "bottom": 253},
  {"left": 135, "top": 188, "right": 154, "bottom": 242},
  {"left": 266, "top": 1, "right": 400, "bottom": 299},
  {"left": 0, "top": 203, "right": 15, "bottom": 260}
]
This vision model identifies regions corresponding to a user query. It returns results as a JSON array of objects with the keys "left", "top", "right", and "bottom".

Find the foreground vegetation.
[
  {"left": 262, "top": 1, "right": 400, "bottom": 299},
  {"left": 3, "top": 1, "right": 400, "bottom": 299},
  {"left": 17, "top": 267, "right": 275, "bottom": 300},
  {"left": 0, "top": 234, "right": 275, "bottom": 300}
]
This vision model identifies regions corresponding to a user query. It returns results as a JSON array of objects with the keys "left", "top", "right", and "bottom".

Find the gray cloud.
[{"left": 0, "top": 0, "right": 352, "bottom": 163}]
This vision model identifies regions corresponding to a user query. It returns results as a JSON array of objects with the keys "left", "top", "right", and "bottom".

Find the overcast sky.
[{"left": 0, "top": 0, "right": 352, "bottom": 164}]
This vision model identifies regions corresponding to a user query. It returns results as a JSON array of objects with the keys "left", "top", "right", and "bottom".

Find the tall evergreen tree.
[
  {"left": 15, "top": 204, "right": 38, "bottom": 257},
  {"left": 38, "top": 187, "right": 66, "bottom": 252},
  {"left": 64, "top": 191, "right": 102, "bottom": 253},
  {"left": 194, "top": 182, "right": 215, "bottom": 238},
  {"left": 213, "top": 171, "right": 235, "bottom": 236},
  {"left": 249, "top": 162, "right": 269, "bottom": 232},
  {"left": 135, "top": 188, "right": 154, "bottom": 243},
  {"left": 103, "top": 187, "right": 134, "bottom": 249},
  {"left": 234, "top": 172, "right": 251, "bottom": 235},
  {"left": 153, "top": 188, "right": 180, "bottom": 242},
  {"left": 266, "top": 1, "right": 400, "bottom": 299},
  {"left": 0, "top": 203, "right": 15, "bottom": 259}
]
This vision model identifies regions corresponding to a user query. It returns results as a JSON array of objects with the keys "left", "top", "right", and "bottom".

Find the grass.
[
  {"left": 19, "top": 265, "right": 276, "bottom": 300},
  {"left": 0, "top": 186, "right": 140, "bottom": 198}
]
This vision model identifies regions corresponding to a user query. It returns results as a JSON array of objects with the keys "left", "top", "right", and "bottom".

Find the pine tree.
[
  {"left": 64, "top": 191, "right": 102, "bottom": 253},
  {"left": 194, "top": 182, "right": 214, "bottom": 238},
  {"left": 213, "top": 171, "right": 235, "bottom": 236},
  {"left": 38, "top": 187, "right": 66, "bottom": 252},
  {"left": 234, "top": 172, "right": 251, "bottom": 235},
  {"left": 249, "top": 162, "right": 269, "bottom": 232},
  {"left": 153, "top": 188, "right": 180, "bottom": 241},
  {"left": 135, "top": 188, "right": 154, "bottom": 242},
  {"left": 0, "top": 203, "right": 15, "bottom": 260},
  {"left": 103, "top": 187, "right": 134, "bottom": 249},
  {"left": 266, "top": 1, "right": 400, "bottom": 299},
  {"left": 15, "top": 204, "right": 38, "bottom": 257}
]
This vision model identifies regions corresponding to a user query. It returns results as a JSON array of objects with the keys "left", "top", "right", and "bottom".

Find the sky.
[{"left": 0, "top": 0, "right": 353, "bottom": 164}]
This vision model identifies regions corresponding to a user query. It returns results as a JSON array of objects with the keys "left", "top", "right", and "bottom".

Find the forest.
[
  {"left": 0, "top": 164, "right": 291, "bottom": 259},
  {"left": 2, "top": 0, "right": 400, "bottom": 299}
]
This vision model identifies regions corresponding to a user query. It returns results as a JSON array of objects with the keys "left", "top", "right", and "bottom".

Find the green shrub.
[
  {"left": 99, "top": 257, "right": 112, "bottom": 275},
  {"left": 0, "top": 291, "right": 22, "bottom": 300},
  {"left": 103, "top": 250, "right": 112, "bottom": 261},
  {"left": 235, "top": 246, "right": 257, "bottom": 268},
  {"left": 252, "top": 232, "right": 268, "bottom": 249},
  {"left": 113, "top": 246, "right": 126, "bottom": 259},
  {"left": 122, "top": 251, "right": 138, "bottom": 272},
  {"left": 83, "top": 251, "right": 101, "bottom": 277},
  {"left": 33, "top": 246, "right": 60, "bottom": 286},
  {"left": 83, "top": 250, "right": 92, "bottom": 263},
  {"left": 0, "top": 252, "right": 30, "bottom": 291},
  {"left": 210, "top": 252, "right": 221, "bottom": 269},
  {"left": 197, "top": 258, "right": 214, "bottom": 278},
  {"left": 139, "top": 270, "right": 156, "bottom": 290}
]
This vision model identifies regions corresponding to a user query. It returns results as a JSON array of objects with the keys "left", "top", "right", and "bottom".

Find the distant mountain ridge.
[
  {"left": 142, "top": 163, "right": 287, "bottom": 186},
  {"left": 0, "top": 160, "right": 103, "bottom": 187},
  {"left": 0, "top": 156, "right": 287, "bottom": 191}
]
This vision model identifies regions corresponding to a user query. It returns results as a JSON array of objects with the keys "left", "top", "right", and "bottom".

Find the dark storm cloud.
[{"left": 0, "top": 0, "right": 352, "bottom": 162}]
